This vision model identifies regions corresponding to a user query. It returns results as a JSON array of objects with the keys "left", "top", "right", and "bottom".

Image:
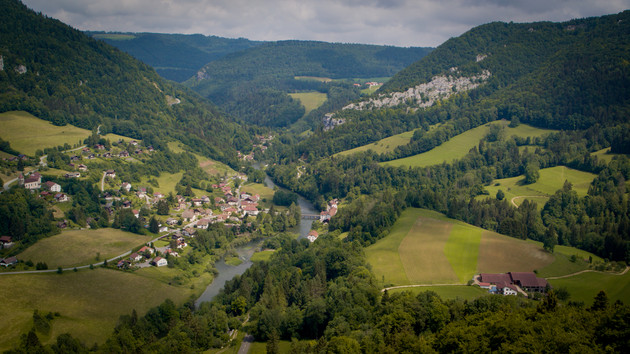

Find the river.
[{"left": 195, "top": 167, "right": 317, "bottom": 307}]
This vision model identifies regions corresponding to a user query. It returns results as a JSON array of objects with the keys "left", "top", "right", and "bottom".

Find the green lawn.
[
  {"left": 481, "top": 166, "right": 597, "bottom": 208},
  {"left": 388, "top": 285, "right": 490, "bottom": 301},
  {"left": 0, "top": 269, "right": 194, "bottom": 351},
  {"left": 381, "top": 122, "right": 555, "bottom": 168},
  {"left": 336, "top": 129, "right": 420, "bottom": 156},
  {"left": 17, "top": 229, "right": 153, "bottom": 268},
  {"left": 548, "top": 270, "right": 630, "bottom": 306},
  {"left": 288, "top": 92, "right": 327, "bottom": 115},
  {"left": 0, "top": 111, "right": 92, "bottom": 155},
  {"left": 251, "top": 250, "right": 275, "bottom": 262},
  {"left": 591, "top": 147, "right": 627, "bottom": 164},
  {"left": 140, "top": 171, "right": 184, "bottom": 195},
  {"left": 241, "top": 182, "right": 275, "bottom": 207},
  {"left": 444, "top": 224, "right": 482, "bottom": 283}
]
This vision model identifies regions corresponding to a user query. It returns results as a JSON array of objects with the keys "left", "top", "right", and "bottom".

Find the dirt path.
[
  {"left": 510, "top": 195, "right": 547, "bottom": 208},
  {"left": 100, "top": 171, "right": 106, "bottom": 192},
  {"left": 382, "top": 283, "right": 465, "bottom": 292},
  {"left": 547, "top": 266, "right": 629, "bottom": 280}
]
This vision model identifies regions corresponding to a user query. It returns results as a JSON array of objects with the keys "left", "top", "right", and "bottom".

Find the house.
[
  {"left": 138, "top": 246, "right": 154, "bottom": 255},
  {"left": 479, "top": 272, "right": 549, "bottom": 294},
  {"left": 132, "top": 209, "right": 140, "bottom": 218},
  {"left": 166, "top": 218, "right": 178, "bottom": 226},
  {"left": 165, "top": 249, "right": 179, "bottom": 257},
  {"left": 119, "top": 151, "right": 129, "bottom": 157},
  {"left": 105, "top": 170, "right": 116, "bottom": 178},
  {"left": 117, "top": 259, "right": 130, "bottom": 269},
  {"left": 64, "top": 172, "right": 81, "bottom": 178},
  {"left": 44, "top": 181, "right": 61, "bottom": 192},
  {"left": 54, "top": 193, "right": 68, "bottom": 202},
  {"left": 23, "top": 172, "right": 41, "bottom": 190},
  {"left": 153, "top": 192, "right": 164, "bottom": 199},
  {"left": 78, "top": 164, "right": 88, "bottom": 171},
  {"left": 0, "top": 236, "right": 14, "bottom": 248},
  {"left": 152, "top": 257, "right": 167, "bottom": 267},
  {"left": 196, "top": 218, "right": 210, "bottom": 229},
  {"left": 129, "top": 253, "right": 143, "bottom": 262},
  {"left": 242, "top": 205, "right": 259, "bottom": 216},
  {"left": 200, "top": 195, "right": 210, "bottom": 204},
  {"left": 182, "top": 210, "right": 195, "bottom": 222},
  {"left": 95, "top": 144, "right": 105, "bottom": 150},
  {"left": 192, "top": 198, "right": 203, "bottom": 207},
  {"left": 121, "top": 182, "right": 132, "bottom": 192},
  {"left": 122, "top": 201, "right": 132, "bottom": 209},
  {"left": 159, "top": 225, "right": 168, "bottom": 233},
  {"left": 0, "top": 256, "right": 18, "bottom": 267},
  {"left": 307, "top": 230, "right": 319, "bottom": 243}
]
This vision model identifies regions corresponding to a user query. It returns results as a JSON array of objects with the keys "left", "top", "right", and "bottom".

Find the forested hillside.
[
  {"left": 88, "top": 32, "right": 263, "bottom": 82},
  {"left": 0, "top": 0, "right": 251, "bottom": 166},
  {"left": 265, "top": 12, "right": 630, "bottom": 262},
  {"left": 184, "top": 41, "right": 432, "bottom": 127}
]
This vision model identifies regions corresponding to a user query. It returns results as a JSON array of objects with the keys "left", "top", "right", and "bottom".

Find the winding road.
[{"left": 510, "top": 195, "right": 547, "bottom": 208}]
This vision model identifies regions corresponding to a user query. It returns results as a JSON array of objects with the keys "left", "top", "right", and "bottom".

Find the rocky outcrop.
[{"left": 342, "top": 69, "right": 491, "bottom": 112}]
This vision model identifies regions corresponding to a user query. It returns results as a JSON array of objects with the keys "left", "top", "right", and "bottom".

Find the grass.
[
  {"left": 336, "top": 129, "right": 420, "bottom": 156},
  {"left": 241, "top": 182, "right": 275, "bottom": 207},
  {"left": 0, "top": 268, "right": 193, "bottom": 351},
  {"left": 591, "top": 147, "right": 627, "bottom": 164},
  {"left": 167, "top": 141, "right": 186, "bottom": 153},
  {"left": 548, "top": 270, "right": 630, "bottom": 306},
  {"left": 476, "top": 233, "right": 554, "bottom": 274},
  {"left": 251, "top": 250, "right": 274, "bottom": 262},
  {"left": 288, "top": 92, "right": 327, "bottom": 115},
  {"left": 193, "top": 153, "right": 236, "bottom": 177},
  {"left": 367, "top": 208, "right": 556, "bottom": 287},
  {"left": 481, "top": 166, "right": 597, "bottom": 208},
  {"left": 388, "top": 285, "right": 490, "bottom": 301},
  {"left": 17, "top": 229, "right": 153, "bottom": 268},
  {"left": 141, "top": 171, "right": 184, "bottom": 195},
  {"left": 0, "top": 111, "right": 92, "bottom": 155},
  {"left": 249, "top": 340, "right": 293, "bottom": 353},
  {"left": 225, "top": 256, "right": 243, "bottom": 266},
  {"left": 381, "top": 122, "right": 556, "bottom": 168},
  {"left": 294, "top": 76, "right": 332, "bottom": 82}
]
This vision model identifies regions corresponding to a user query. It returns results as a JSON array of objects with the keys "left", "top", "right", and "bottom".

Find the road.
[
  {"left": 100, "top": 171, "right": 106, "bottom": 192},
  {"left": 0, "top": 235, "right": 164, "bottom": 275},
  {"left": 546, "top": 266, "right": 629, "bottom": 280},
  {"left": 510, "top": 195, "right": 547, "bottom": 208}
]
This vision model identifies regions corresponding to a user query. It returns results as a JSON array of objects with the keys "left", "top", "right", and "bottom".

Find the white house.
[
  {"left": 44, "top": 181, "right": 61, "bottom": 193},
  {"left": 153, "top": 257, "right": 167, "bottom": 267}
]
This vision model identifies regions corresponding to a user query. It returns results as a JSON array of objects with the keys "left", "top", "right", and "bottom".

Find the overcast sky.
[{"left": 21, "top": 0, "right": 630, "bottom": 47}]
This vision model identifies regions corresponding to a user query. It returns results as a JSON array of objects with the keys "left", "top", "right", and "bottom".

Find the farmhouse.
[
  {"left": 0, "top": 256, "right": 18, "bottom": 267},
  {"left": 64, "top": 172, "right": 81, "bottom": 178},
  {"left": 105, "top": 170, "right": 116, "bottom": 178},
  {"left": 22, "top": 172, "right": 41, "bottom": 190},
  {"left": 152, "top": 257, "right": 167, "bottom": 267},
  {"left": 121, "top": 182, "right": 132, "bottom": 192},
  {"left": 138, "top": 246, "right": 154, "bottom": 255},
  {"left": 479, "top": 272, "right": 549, "bottom": 294},
  {"left": 307, "top": 230, "right": 319, "bottom": 243},
  {"left": 130, "top": 253, "right": 142, "bottom": 262},
  {"left": 54, "top": 193, "right": 68, "bottom": 202},
  {"left": 44, "top": 181, "right": 61, "bottom": 192}
]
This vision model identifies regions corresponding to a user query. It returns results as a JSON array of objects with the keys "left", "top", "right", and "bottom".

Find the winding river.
[{"left": 195, "top": 168, "right": 317, "bottom": 307}]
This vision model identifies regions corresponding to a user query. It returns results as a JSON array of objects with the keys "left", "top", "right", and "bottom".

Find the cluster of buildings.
[
  {"left": 477, "top": 272, "right": 549, "bottom": 296},
  {"left": 18, "top": 172, "right": 68, "bottom": 202},
  {"left": 117, "top": 245, "right": 167, "bottom": 269},
  {"left": 320, "top": 199, "right": 338, "bottom": 222}
]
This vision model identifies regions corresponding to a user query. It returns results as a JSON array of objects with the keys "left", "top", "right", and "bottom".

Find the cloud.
[{"left": 21, "top": 0, "right": 630, "bottom": 46}]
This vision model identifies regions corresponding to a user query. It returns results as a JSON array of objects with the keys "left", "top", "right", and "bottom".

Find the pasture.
[
  {"left": 141, "top": 171, "right": 184, "bottom": 195},
  {"left": 0, "top": 268, "right": 193, "bottom": 351},
  {"left": 0, "top": 111, "right": 92, "bottom": 155},
  {"left": 548, "top": 270, "right": 630, "bottom": 306},
  {"left": 381, "top": 122, "right": 555, "bottom": 168},
  {"left": 336, "top": 129, "right": 420, "bottom": 156},
  {"left": 482, "top": 166, "right": 597, "bottom": 208},
  {"left": 17, "top": 229, "right": 153, "bottom": 268},
  {"left": 288, "top": 92, "right": 327, "bottom": 115}
]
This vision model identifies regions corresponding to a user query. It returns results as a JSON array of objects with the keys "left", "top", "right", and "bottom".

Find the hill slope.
[
  {"left": 88, "top": 32, "right": 263, "bottom": 82},
  {"left": 0, "top": 0, "right": 250, "bottom": 166},
  {"left": 184, "top": 40, "right": 433, "bottom": 127}
]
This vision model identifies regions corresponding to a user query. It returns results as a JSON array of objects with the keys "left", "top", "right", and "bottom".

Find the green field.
[
  {"left": 288, "top": 92, "right": 327, "bottom": 115},
  {"left": 0, "top": 269, "right": 193, "bottom": 351},
  {"left": 548, "top": 270, "right": 630, "bottom": 306},
  {"left": 17, "top": 229, "right": 153, "bottom": 268},
  {"left": 251, "top": 250, "right": 275, "bottom": 262},
  {"left": 0, "top": 111, "right": 93, "bottom": 155},
  {"left": 0, "top": 111, "right": 133, "bottom": 155},
  {"left": 241, "top": 182, "right": 275, "bottom": 208},
  {"left": 381, "top": 122, "right": 555, "bottom": 168},
  {"left": 481, "top": 166, "right": 597, "bottom": 208},
  {"left": 141, "top": 171, "right": 184, "bottom": 195},
  {"left": 367, "top": 208, "right": 555, "bottom": 287},
  {"left": 591, "top": 147, "right": 627, "bottom": 164},
  {"left": 337, "top": 129, "right": 420, "bottom": 156},
  {"left": 294, "top": 76, "right": 332, "bottom": 82},
  {"left": 388, "top": 285, "right": 490, "bottom": 301}
]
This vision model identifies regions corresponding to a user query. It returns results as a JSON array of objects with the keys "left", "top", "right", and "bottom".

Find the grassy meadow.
[
  {"left": 288, "top": 92, "right": 327, "bottom": 115},
  {"left": 336, "top": 129, "right": 420, "bottom": 156},
  {"left": 17, "top": 229, "right": 153, "bottom": 268},
  {"left": 549, "top": 270, "right": 630, "bottom": 306},
  {"left": 481, "top": 166, "right": 597, "bottom": 208},
  {"left": 140, "top": 171, "right": 184, "bottom": 195},
  {"left": 0, "top": 269, "right": 194, "bottom": 351},
  {"left": 381, "top": 122, "right": 555, "bottom": 168}
]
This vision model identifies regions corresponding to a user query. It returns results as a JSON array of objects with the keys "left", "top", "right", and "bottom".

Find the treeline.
[
  {"left": 268, "top": 124, "right": 630, "bottom": 261},
  {"left": 9, "top": 235, "right": 629, "bottom": 353},
  {"left": 0, "top": 0, "right": 250, "bottom": 168},
  {"left": 185, "top": 40, "right": 431, "bottom": 127}
]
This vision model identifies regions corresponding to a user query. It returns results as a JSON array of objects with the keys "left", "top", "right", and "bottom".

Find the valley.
[{"left": 1, "top": 1, "right": 629, "bottom": 352}]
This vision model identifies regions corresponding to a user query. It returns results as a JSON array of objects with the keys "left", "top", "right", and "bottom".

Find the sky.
[{"left": 21, "top": 0, "right": 630, "bottom": 47}]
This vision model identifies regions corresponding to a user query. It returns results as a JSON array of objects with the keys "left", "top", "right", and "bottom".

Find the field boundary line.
[
  {"left": 381, "top": 283, "right": 465, "bottom": 292},
  {"left": 546, "top": 266, "right": 629, "bottom": 280},
  {"left": 510, "top": 195, "right": 547, "bottom": 208}
]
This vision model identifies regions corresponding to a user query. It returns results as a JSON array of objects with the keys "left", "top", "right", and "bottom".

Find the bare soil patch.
[{"left": 477, "top": 231, "right": 553, "bottom": 273}]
